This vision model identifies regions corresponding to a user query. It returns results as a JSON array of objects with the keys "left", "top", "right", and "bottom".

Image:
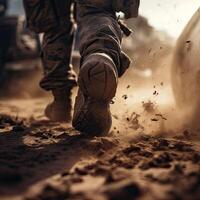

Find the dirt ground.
[{"left": 0, "top": 72, "right": 200, "bottom": 200}]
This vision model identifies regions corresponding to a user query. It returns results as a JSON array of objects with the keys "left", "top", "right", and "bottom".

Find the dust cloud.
[{"left": 110, "top": 14, "right": 200, "bottom": 141}]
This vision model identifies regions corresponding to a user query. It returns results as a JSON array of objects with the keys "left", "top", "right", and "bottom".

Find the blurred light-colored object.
[{"left": 171, "top": 7, "right": 200, "bottom": 126}]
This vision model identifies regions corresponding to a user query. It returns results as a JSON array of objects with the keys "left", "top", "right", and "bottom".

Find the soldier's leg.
[
  {"left": 23, "top": 0, "right": 76, "bottom": 122},
  {"left": 73, "top": 2, "right": 130, "bottom": 134},
  {"left": 41, "top": 9, "right": 77, "bottom": 122},
  {"left": 40, "top": 16, "right": 76, "bottom": 91}
]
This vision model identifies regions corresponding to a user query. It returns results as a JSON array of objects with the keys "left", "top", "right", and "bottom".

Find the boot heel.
[{"left": 78, "top": 53, "right": 118, "bottom": 101}]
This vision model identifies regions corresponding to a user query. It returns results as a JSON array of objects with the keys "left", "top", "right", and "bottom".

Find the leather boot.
[
  {"left": 45, "top": 88, "right": 72, "bottom": 122},
  {"left": 72, "top": 53, "right": 118, "bottom": 135}
]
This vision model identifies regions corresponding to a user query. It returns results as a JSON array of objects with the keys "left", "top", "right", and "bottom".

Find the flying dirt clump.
[
  {"left": 127, "top": 112, "right": 144, "bottom": 131},
  {"left": 142, "top": 101, "right": 156, "bottom": 113}
]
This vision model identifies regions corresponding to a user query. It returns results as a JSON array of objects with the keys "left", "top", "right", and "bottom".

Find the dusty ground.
[{"left": 0, "top": 80, "right": 200, "bottom": 200}]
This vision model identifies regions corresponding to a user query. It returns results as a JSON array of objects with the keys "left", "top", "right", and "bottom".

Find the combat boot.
[
  {"left": 72, "top": 53, "right": 118, "bottom": 135},
  {"left": 45, "top": 88, "right": 72, "bottom": 122}
]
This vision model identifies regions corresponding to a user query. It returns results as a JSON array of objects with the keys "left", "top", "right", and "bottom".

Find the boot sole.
[{"left": 78, "top": 54, "right": 118, "bottom": 101}]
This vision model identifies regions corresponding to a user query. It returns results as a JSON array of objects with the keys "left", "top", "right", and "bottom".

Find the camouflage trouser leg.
[
  {"left": 40, "top": 19, "right": 76, "bottom": 91},
  {"left": 76, "top": 2, "right": 131, "bottom": 77},
  {"left": 23, "top": 0, "right": 76, "bottom": 91}
]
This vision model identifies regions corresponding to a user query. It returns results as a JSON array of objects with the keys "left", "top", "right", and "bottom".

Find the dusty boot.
[
  {"left": 72, "top": 53, "right": 118, "bottom": 135},
  {"left": 45, "top": 88, "right": 72, "bottom": 122}
]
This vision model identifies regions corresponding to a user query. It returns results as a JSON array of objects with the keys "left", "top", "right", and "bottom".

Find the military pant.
[{"left": 23, "top": 0, "right": 130, "bottom": 91}]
